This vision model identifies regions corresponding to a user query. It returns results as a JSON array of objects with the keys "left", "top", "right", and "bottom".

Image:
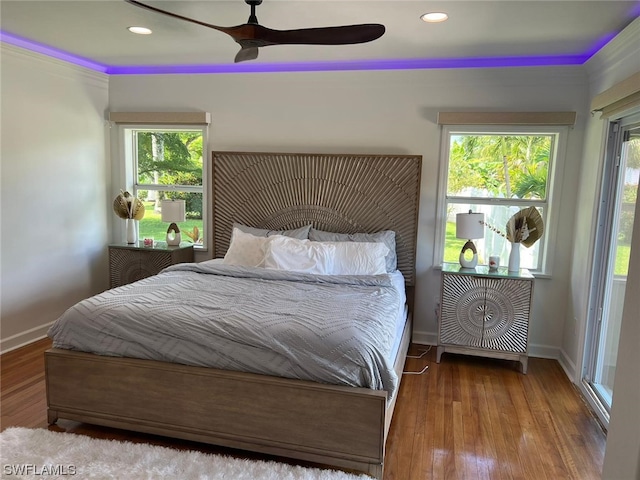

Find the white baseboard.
[
  {"left": 528, "top": 343, "right": 561, "bottom": 360},
  {"left": 411, "top": 330, "right": 437, "bottom": 346},
  {"left": 0, "top": 322, "right": 53, "bottom": 354},
  {"left": 558, "top": 348, "right": 578, "bottom": 383}
]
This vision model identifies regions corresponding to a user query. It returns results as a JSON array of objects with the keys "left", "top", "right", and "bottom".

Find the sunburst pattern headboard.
[{"left": 211, "top": 151, "right": 422, "bottom": 286}]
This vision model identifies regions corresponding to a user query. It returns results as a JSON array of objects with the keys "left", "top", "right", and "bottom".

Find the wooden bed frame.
[{"left": 46, "top": 151, "right": 422, "bottom": 479}]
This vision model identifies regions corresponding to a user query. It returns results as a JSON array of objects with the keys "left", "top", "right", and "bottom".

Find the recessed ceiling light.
[
  {"left": 128, "top": 26, "right": 152, "bottom": 35},
  {"left": 421, "top": 12, "right": 448, "bottom": 23}
]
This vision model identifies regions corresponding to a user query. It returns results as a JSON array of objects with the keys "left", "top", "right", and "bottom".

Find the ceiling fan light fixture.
[
  {"left": 421, "top": 12, "right": 448, "bottom": 23},
  {"left": 128, "top": 26, "right": 153, "bottom": 35}
]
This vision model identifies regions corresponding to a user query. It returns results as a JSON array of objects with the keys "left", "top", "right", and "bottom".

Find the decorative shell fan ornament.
[
  {"left": 113, "top": 190, "right": 145, "bottom": 220},
  {"left": 506, "top": 206, "right": 544, "bottom": 247},
  {"left": 481, "top": 206, "right": 544, "bottom": 246}
]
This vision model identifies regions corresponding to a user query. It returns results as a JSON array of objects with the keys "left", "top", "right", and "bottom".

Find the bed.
[{"left": 45, "top": 151, "right": 422, "bottom": 479}]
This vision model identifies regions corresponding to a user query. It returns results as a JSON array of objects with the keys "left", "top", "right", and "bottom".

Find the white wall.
[
  {"left": 109, "top": 65, "right": 590, "bottom": 356},
  {"left": 0, "top": 45, "right": 111, "bottom": 352}
]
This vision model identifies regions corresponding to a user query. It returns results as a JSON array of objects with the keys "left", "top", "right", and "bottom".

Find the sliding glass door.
[{"left": 583, "top": 118, "right": 639, "bottom": 424}]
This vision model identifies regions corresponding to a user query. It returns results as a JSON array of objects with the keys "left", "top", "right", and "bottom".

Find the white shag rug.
[{"left": 0, "top": 428, "right": 372, "bottom": 480}]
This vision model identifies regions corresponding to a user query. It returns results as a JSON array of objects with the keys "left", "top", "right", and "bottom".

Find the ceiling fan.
[{"left": 125, "top": 0, "right": 386, "bottom": 63}]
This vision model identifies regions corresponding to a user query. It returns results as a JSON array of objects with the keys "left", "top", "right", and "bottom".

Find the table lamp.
[
  {"left": 161, "top": 199, "right": 186, "bottom": 246},
  {"left": 456, "top": 210, "right": 484, "bottom": 268}
]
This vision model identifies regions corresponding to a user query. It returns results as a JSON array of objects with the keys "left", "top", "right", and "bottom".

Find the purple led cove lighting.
[
  {"left": 1, "top": 30, "right": 109, "bottom": 73},
  {"left": 584, "top": 31, "right": 621, "bottom": 58},
  {"left": 582, "top": 0, "right": 640, "bottom": 60},
  {"left": 0, "top": 27, "right": 614, "bottom": 75},
  {"left": 107, "top": 54, "right": 589, "bottom": 75}
]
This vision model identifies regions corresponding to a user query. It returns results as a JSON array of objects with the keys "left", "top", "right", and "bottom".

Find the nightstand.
[
  {"left": 436, "top": 263, "right": 534, "bottom": 373},
  {"left": 108, "top": 242, "right": 194, "bottom": 288}
]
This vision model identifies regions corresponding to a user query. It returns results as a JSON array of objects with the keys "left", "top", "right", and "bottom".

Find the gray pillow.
[
  {"left": 308, "top": 228, "right": 397, "bottom": 272},
  {"left": 233, "top": 223, "right": 311, "bottom": 240}
]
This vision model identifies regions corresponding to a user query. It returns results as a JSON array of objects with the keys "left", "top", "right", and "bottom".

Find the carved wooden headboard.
[{"left": 211, "top": 151, "right": 422, "bottom": 286}]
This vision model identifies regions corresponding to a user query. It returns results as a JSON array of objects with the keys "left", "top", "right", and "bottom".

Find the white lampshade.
[
  {"left": 455, "top": 211, "right": 484, "bottom": 269},
  {"left": 161, "top": 200, "right": 186, "bottom": 223},
  {"left": 161, "top": 199, "right": 186, "bottom": 246},
  {"left": 456, "top": 211, "right": 484, "bottom": 240}
]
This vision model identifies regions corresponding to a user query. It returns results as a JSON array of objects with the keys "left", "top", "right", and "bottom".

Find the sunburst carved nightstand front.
[
  {"left": 436, "top": 263, "right": 534, "bottom": 373},
  {"left": 109, "top": 242, "right": 194, "bottom": 288}
]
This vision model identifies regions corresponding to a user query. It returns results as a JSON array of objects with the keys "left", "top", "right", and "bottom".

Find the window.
[
  {"left": 124, "top": 126, "right": 207, "bottom": 248},
  {"left": 436, "top": 125, "right": 567, "bottom": 274}
]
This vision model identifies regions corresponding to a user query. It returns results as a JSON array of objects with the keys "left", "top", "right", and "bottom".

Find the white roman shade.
[
  {"left": 108, "top": 112, "right": 211, "bottom": 125},
  {"left": 437, "top": 111, "right": 577, "bottom": 125},
  {"left": 591, "top": 71, "right": 640, "bottom": 119}
]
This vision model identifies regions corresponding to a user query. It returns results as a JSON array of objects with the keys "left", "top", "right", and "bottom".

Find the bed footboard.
[
  {"left": 45, "top": 349, "right": 387, "bottom": 477},
  {"left": 45, "top": 316, "right": 411, "bottom": 479}
]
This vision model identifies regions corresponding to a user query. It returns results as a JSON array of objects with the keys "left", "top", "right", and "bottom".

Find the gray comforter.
[{"left": 48, "top": 262, "right": 403, "bottom": 398}]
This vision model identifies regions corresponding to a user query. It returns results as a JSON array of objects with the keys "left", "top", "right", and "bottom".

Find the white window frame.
[
  {"left": 115, "top": 123, "right": 209, "bottom": 250},
  {"left": 434, "top": 124, "right": 568, "bottom": 276}
]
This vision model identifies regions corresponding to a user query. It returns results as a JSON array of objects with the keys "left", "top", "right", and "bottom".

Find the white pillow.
[
  {"left": 309, "top": 228, "right": 397, "bottom": 272},
  {"left": 263, "top": 236, "right": 335, "bottom": 275},
  {"left": 263, "top": 237, "right": 388, "bottom": 276},
  {"left": 222, "top": 228, "right": 269, "bottom": 267},
  {"left": 328, "top": 241, "right": 390, "bottom": 275}
]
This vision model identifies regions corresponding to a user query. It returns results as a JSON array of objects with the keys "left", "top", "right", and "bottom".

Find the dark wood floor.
[{"left": 1, "top": 339, "right": 606, "bottom": 479}]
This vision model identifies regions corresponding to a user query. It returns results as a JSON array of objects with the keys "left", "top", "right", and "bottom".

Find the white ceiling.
[{"left": 1, "top": 0, "right": 639, "bottom": 70}]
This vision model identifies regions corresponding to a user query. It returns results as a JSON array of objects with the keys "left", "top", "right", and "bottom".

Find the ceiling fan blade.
[
  {"left": 235, "top": 46, "right": 259, "bottom": 63},
  {"left": 124, "top": 0, "right": 234, "bottom": 36},
  {"left": 242, "top": 24, "right": 386, "bottom": 46},
  {"left": 124, "top": 0, "right": 386, "bottom": 62}
]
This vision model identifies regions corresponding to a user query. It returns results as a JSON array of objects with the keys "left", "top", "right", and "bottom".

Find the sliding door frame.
[{"left": 581, "top": 114, "right": 640, "bottom": 429}]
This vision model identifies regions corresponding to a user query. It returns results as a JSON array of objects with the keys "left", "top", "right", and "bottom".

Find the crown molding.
[
  {"left": 585, "top": 17, "right": 640, "bottom": 91},
  {"left": 1, "top": 43, "right": 108, "bottom": 88}
]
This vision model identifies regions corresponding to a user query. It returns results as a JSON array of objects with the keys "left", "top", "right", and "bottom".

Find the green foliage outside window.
[
  {"left": 445, "top": 133, "right": 554, "bottom": 271},
  {"left": 136, "top": 131, "right": 203, "bottom": 182},
  {"left": 162, "top": 172, "right": 203, "bottom": 220},
  {"left": 448, "top": 134, "right": 552, "bottom": 199},
  {"left": 133, "top": 129, "right": 205, "bottom": 245}
]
